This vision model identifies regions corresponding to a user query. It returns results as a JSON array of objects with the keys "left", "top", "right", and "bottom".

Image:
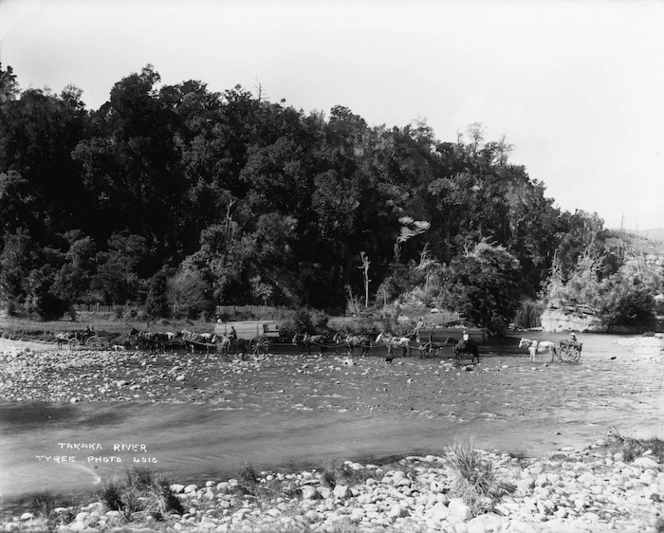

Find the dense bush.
[
  {"left": 598, "top": 285, "right": 655, "bottom": 332},
  {"left": 439, "top": 242, "right": 521, "bottom": 334},
  {"left": 543, "top": 253, "right": 660, "bottom": 331},
  {"left": 277, "top": 308, "right": 330, "bottom": 338},
  {"left": 2, "top": 63, "right": 648, "bottom": 329}
]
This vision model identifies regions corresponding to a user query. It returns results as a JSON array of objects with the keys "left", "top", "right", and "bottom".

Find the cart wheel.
[
  {"left": 68, "top": 338, "right": 82, "bottom": 349},
  {"left": 86, "top": 336, "right": 109, "bottom": 349},
  {"left": 250, "top": 336, "right": 269, "bottom": 355},
  {"left": 564, "top": 348, "right": 575, "bottom": 363},
  {"left": 571, "top": 348, "right": 581, "bottom": 363}
]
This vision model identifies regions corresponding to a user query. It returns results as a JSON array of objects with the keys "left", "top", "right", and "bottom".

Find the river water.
[{"left": 1, "top": 332, "right": 663, "bottom": 507}]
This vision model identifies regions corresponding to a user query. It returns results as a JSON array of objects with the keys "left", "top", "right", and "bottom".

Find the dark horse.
[{"left": 452, "top": 338, "right": 480, "bottom": 364}]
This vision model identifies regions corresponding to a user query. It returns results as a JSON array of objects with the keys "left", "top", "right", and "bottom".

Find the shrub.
[
  {"left": 598, "top": 285, "right": 656, "bottom": 332},
  {"left": 513, "top": 300, "right": 543, "bottom": 329},
  {"left": 327, "top": 316, "right": 378, "bottom": 337},
  {"left": 123, "top": 308, "right": 139, "bottom": 320}
]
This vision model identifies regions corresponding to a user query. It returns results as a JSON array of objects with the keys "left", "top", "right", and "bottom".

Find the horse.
[
  {"left": 452, "top": 337, "right": 480, "bottom": 364},
  {"left": 333, "top": 334, "right": 372, "bottom": 357},
  {"left": 292, "top": 333, "right": 329, "bottom": 355},
  {"left": 55, "top": 331, "right": 77, "bottom": 349},
  {"left": 375, "top": 332, "right": 417, "bottom": 362},
  {"left": 130, "top": 328, "right": 163, "bottom": 353},
  {"left": 518, "top": 337, "right": 557, "bottom": 363},
  {"left": 231, "top": 337, "right": 250, "bottom": 357},
  {"left": 181, "top": 329, "right": 216, "bottom": 354},
  {"left": 213, "top": 334, "right": 232, "bottom": 356}
]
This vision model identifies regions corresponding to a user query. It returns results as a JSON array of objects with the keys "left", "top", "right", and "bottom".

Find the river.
[{"left": 1, "top": 332, "right": 663, "bottom": 508}]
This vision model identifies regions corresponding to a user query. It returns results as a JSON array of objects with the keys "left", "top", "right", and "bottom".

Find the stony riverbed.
[
  {"left": 4, "top": 441, "right": 664, "bottom": 532},
  {"left": 1, "top": 336, "right": 663, "bottom": 531}
]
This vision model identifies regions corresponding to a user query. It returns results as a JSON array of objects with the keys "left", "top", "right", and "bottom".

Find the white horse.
[
  {"left": 333, "top": 333, "right": 372, "bottom": 356},
  {"left": 375, "top": 332, "right": 417, "bottom": 361},
  {"left": 519, "top": 337, "right": 557, "bottom": 363}
]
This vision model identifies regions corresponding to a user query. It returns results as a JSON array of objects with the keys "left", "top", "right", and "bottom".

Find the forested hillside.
[{"left": 0, "top": 64, "right": 659, "bottom": 332}]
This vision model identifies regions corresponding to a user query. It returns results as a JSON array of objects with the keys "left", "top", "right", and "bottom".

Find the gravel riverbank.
[
  {"left": 1, "top": 337, "right": 663, "bottom": 531},
  {"left": 3, "top": 440, "right": 663, "bottom": 532}
]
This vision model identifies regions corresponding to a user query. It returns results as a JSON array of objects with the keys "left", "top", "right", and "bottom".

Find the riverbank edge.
[{"left": 2, "top": 434, "right": 663, "bottom": 533}]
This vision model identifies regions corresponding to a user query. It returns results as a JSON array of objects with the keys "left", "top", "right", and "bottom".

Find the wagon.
[
  {"left": 184, "top": 338, "right": 217, "bottom": 354},
  {"left": 416, "top": 327, "right": 486, "bottom": 358},
  {"left": 558, "top": 340, "right": 582, "bottom": 363},
  {"left": 85, "top": 335, "right": 110, "bottom": 350},
  {"left": 214, "top": 321, "right": 280, "bottom": 356}
]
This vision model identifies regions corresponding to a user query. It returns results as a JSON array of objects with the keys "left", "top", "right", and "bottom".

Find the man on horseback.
[{"left": 459, "top": 330, "right": 470, "bottom": 350}]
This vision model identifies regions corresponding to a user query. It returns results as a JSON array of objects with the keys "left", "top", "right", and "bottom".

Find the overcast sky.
[{"left": 1, "top": 0, "right": 663, "bottom": 230}]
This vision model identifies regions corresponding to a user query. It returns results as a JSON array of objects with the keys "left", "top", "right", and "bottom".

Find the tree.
[
  {"left": 146, "top": 268, "right": 171, "bottom": 318},
  {"left": 0, "top": 229, "right": 35, "bottom": 310},
  {"left": 359, "top": 252, "right": 371, "bottom": 308},
  {"left": 394, "top": 216, "right": 430, "bottom": 261},
  {"left": 0, "top": 63, "right": 19, "bottom": 103},
  {"left": 90, "top": 233, "right": 149, "bottom": 304},
  {"left": 250, "top": 275, "right": 273, "bottom": 306},
  {"left": 72, "top": 65, "right": 186, "bottom": 259},
  {"left": 25, "top": 265, "right": 69, "bottom": 320},
  {"left": 52, "top": 263, "right": 89, "bottom": 308},
  {"left": 440, "top": 242, "right": 521, "bottom": 334},
  {"left": 0, "top": 171, "right": 42, "bottom": 238},
  {"left": 167, "top": 268, "right": 213, "bottom": 318}
]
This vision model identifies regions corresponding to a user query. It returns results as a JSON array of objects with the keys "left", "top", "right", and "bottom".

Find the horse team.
[
  {"left": 293, "top": 332, "right": 573, "bottom": 365},
  {"left": 54, "top": 325, "right": 574, "bottom": 365},
  {"left": 291, "top": 331, "right": 480, "bottom": 364},
  {"left": 128, "top": 328, "right": 247, "bottom": 356}
]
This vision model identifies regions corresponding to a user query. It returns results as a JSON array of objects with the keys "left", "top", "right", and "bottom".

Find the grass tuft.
[
  {"left": 236, "top": 462, "right": 259, "bottom": 486},
  {"left": 321, "top": 461, "right": 375, "bottom": 489},
  {"left": 231, "top": 463, "right": 303, "bottom": 501},
  {"left": 98, "top": 466, "right": 183, "bottom": 521},
  {"left": 605, "top": 427, "right": 664, "bottom": 463},
  {"left": 445, "top": 442, "right": 513, "bottom": 518},
  {"left": 655, "top": 516, "right": 664, "bottom": 533},
  {"left": 12, "top": 494, "right": 79, "bottom": 529}
]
